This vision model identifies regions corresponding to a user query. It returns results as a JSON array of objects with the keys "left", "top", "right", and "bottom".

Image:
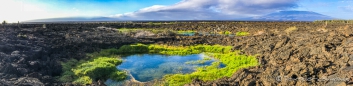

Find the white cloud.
[
  {"left": 0, "top": 0, "right": 98, "bottom": 22},
  {"left": 139, "top": 5, "right": 167, "bottom": 12},
  {"left": 112, "top": 0, "right": 299, "bottom": 20},
  {"left": 0, "top": 0, "right": 302, "bottom": 22},
  {"left": 0, "top": 0, "right": 62, "bottom": 22}
]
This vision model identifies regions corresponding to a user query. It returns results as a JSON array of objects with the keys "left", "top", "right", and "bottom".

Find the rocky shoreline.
[{"left": 1, "top": 22, "right": 352, "bottom": 86}]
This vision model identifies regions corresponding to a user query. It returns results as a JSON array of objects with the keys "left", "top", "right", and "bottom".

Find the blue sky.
[
  {"left": 295, "top": 0, "right": 353, "bottom": 19},
  {"left": 0, "top": 0, "right": 352, "bottom": 22}
]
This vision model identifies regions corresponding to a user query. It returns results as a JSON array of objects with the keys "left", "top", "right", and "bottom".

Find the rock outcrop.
[{"left": 1, "top": 22, "right": 352, "bottom": 86}]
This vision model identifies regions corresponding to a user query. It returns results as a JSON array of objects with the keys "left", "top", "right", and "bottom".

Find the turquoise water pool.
[{"left": 117, "top": 54, "right": 213, "bottom": 82}]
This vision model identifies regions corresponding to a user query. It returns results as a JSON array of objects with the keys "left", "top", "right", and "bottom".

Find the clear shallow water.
[{"left": 116, "top": 54, "right": 213, "bottom": 82}]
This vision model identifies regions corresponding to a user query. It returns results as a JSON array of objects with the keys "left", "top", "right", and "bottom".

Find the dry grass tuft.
[
  {"left": 254, "top": 30, "right": 265, "bottom": 36},
  {"left": 285, "top": 26, "right": 298, "bottom": 34}
]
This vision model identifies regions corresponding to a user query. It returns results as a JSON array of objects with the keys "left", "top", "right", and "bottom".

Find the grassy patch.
[
  {"left": 117, "top": 28, "right": 164, "bottom": 34},
  {"left": 59, "top": 59, "right": 79, "bottom": 82},
  {"left": 118, "top": 29, "right": 237, "bottom": 36},
  {"left": 59, "top": 57, "right": 126, "bottom": 85},
  {"left": 314, "top": 20, "right": 353, "bottom": 24},
  {"left": 236, "top": 31, "right": 250, "bottom": 36},
  {"left": 218, "top": 31, "right": 232, "bottom": 35},
  {"left": 224, "top": 31, "right": 232, "bottom": 35},
  {"left": 148, "top": 44, "right": 233, "bottom": 55},
  {"left": 163, "top": 52, "right": 258, "bottom": 86},
  {"left": 117, "top": 28, "right": 143, "bottom": 32},
  {"left": 89, "top": 43, "right": 232, "bottom": 56},
  {"left": 148, "top": 22, "right": 163, "bottom": 25},
  {"left": 175, "top": 30, "right": 196, "bottom": 35}
]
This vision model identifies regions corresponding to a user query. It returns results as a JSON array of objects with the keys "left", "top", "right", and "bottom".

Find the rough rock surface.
[
  {"left": 0, "top": 24, "right": 139, "bottom": 86},
  {"left": 180, "top": 23, "right": 353, "bottom": 86},
  {"left": 1, "top": 22, "right": 352, "bottom": 86}
]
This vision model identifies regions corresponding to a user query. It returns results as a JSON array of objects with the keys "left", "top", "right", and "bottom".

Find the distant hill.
[
  {"left": 27, "top": 17, "right": 119, "bottom": 22},
  {"left": 242, "top": 11, "right": 336, "bottom": 21},
  {"left": 26, "top": 11, "right": 336, "bottom": 22}
]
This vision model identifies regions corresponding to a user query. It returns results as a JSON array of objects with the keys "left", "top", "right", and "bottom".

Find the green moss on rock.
[{"left": 60, "top": 57, "right": 126, "bottom": 85}]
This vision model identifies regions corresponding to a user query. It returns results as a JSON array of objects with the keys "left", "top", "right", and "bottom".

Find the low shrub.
[
  {"left": 110, "top": 71, "right": 127, "bottom": 81},
  {"left": 73, "top": 76, "right": 92, "bottom": 85},
  {"left": 59, "top": 59, "right": 79, "bottom": 82},
  {"left": 236, "top": 31, "right": 250, "bottom": 36},
  {"left": 217, "top": 31, "right": 232, "bottom": 35},
  {"left": 224, "top": 31, "right": 231, "bottom": 35},
  {"left": 117, "top": 43, "right": 149, "bottom": 54},
  {"left": 97, "top": 48, "right": 120, "bottom": 57},
  {"left": 86, "top": 44, "right": 149, "bottom": 57},
  {"left": 176, "top": 30, "right": 196, "bottom": 36}
]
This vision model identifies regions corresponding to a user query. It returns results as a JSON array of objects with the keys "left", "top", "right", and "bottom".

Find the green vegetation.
[
  {"left": 235, "top": 31, "right": 250, "bottom": 36},
  {"left": 117, "top": 28, "right": 165, "bottom": 34},
  {"left": 59, "top": 59, "right": 79, "bottom": 82},
  {"left": 148, "top": 22, "right": 163, "bottom": 25},
  {"left": 17, "top": 33, "right": 27, "bottom": 38},
  {"left": 73, "top": 76, "right": 92, "bottom": 85},
  {"left": 117, "top": 28, "right": 180, "bottom": 35},
  {"left": 218, "top": 31, "right": 232, "bottom": 35},
  {"left": 2, "top": 20, "right": 6, "bottom": 25},
  {"left": 285, "top": 26, "right": 298, "bottom": 34},
  {"left": 169, "top": 21, "right": 178, "bottom": 24},
  {"left": 87, "top": 43, "right": 232, "bottom": 56},
  {"left": 163, "top": 52, "right": 258, "bottom": 86},
  {"left": 100, "top": 43, "right": 257, "bottom": 86},
  {"left": 148, "top": 22, "right": 153, "bottom": 25},
  {"left": 314, "top": 20, "right": 353, "bottom": 24},
  {"left": 117, "top": 28, "right": 239, "bottom": 36},
  {"left": 176, "top": 30, "right": 196, "bottom": 35},
  {"left": 224, "top": 31, "right": 231, "bottom": 35},
  {"left": 60, "top": 43, "right": 258, "bottom": 86},
  {"left": 59, "top": 57, "right": 126, "bottom": 85},
  {"left": 148, "top": 44, "right": 233, "bottom": 55}
]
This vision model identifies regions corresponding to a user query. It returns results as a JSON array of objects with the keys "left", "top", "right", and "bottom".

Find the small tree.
[
  {"left": 148, "top": 22, "right": 153, "bottom": 25},
  {"left": 2, "top": 20, "right": 6, "bottom": 29},
  {"left": 2, "top": 20, "right": 6, "bottom": 25}
]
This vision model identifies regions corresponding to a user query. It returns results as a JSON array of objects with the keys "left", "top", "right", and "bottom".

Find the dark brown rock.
[{"left": 2, "top": 22, "right": 353, "bottom": 86}]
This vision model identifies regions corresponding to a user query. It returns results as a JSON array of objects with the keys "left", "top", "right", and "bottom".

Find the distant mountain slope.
[
  {"left": 243, "top": 11, "right": 336, "bottom": 21},
  {"left": 27, "top": 17, "right": 119, "bottom": 22},
  {"left": 26, "top": 11, "right": 336, "bottom": 22}
]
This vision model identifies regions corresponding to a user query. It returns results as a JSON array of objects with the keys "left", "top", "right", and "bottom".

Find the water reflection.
[{"left": 117, "top": 54, "right": 212, "bottom": 82}]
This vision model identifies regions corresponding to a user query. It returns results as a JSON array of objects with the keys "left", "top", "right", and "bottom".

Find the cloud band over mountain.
[{"left": 111, "top": 0, "right": 299, "bottom": 20}]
